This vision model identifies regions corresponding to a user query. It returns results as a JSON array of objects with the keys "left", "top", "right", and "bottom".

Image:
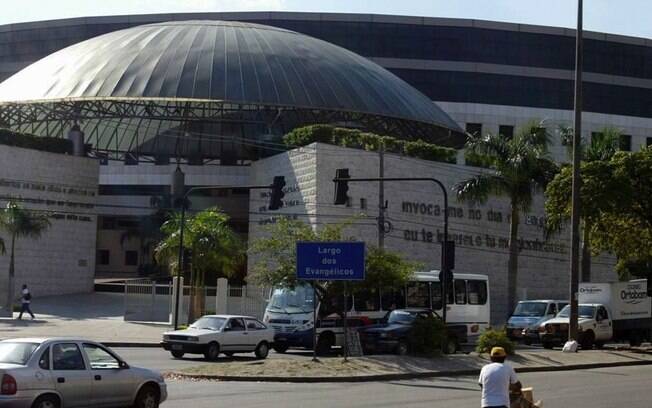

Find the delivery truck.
[{"left": 539, "top": 279, "right": 651, "bottom": 349}]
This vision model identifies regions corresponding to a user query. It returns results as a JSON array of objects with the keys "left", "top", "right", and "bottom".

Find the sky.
[{"left": 1, "top": 0, "right": 651, "bottom": 40}]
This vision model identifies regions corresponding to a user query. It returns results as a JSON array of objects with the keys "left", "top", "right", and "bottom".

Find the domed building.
[{"left": 0, "top": 19, "right": 463, "bottom": 282}]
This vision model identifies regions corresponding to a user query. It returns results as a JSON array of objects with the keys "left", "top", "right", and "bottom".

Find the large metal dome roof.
[{"left": 0, "top": 20, "right": 461, "bottom": 134}]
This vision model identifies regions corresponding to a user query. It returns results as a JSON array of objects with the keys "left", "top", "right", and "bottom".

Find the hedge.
[
  {"left": 283, "top": 125, "right": 457, "bottom": 164},
  {"left": 0, "top": 128, "right": 73, "bottom": 155}
]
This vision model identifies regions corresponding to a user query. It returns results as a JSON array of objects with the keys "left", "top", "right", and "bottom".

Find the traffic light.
[
  {"left": 333, "top": 168, "right": 350, "bottom": 205},
  {"left": 268, "top": 176, "right": 286, "bottom": 210}
]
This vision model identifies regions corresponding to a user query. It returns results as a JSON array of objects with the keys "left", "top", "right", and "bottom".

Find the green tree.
[
  {"left": 155, "top": 207, "right": 244, "bottom": 321},
  {"left": 549, "top": 126, "right": 621, "bottom": 281},
  {"left": 248, "top": 217, "right": 418, "bottom": 300},
  {"left": 455, "top": 120, "right": 558, "bottom": 315},
  {"left": 0, "top": 201, "right": 51, "bottom": 313},
  {"left": 546, "top": 148, "right": 652, "bottom": 281}
]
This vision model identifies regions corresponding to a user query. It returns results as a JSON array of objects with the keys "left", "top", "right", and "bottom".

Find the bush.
[
  {"left": 407, "top": 316, "right": 447, "bottom": 356},
  {"left": 404, "top": 139, "right": 457, "bottom": 164},
  {"left": 283, "top": 124, "right": 457, "bottom": 164},
  {"left": 0, "top": 128, "right": 73, "bottom": 154},
  {"left": 475, "top": 328, "right": 516, "bottom": 355}
]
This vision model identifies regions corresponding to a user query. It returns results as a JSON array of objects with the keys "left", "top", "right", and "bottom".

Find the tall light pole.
[{"left": 569, "top": 0, "right": 583, "bottom": 342}]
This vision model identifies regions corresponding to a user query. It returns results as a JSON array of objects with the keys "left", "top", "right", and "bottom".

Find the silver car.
[{"left": 0, "top": 338, "right": 167, "bottom": 408}]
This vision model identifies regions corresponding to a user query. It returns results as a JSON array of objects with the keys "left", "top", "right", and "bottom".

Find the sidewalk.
[{"left": 0, "top": 292, "right": 168, "bottom": 344}]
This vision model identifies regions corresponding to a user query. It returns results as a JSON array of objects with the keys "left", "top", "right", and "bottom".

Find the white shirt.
[
  {"left": 478, "top": 362, "right": 518, "bottom": 407},
  {"left": 22, "top": 288, "right": 30, "bottom": 304}
]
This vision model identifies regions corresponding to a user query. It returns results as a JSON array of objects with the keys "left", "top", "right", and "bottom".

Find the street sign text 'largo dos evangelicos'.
[{"left": 296, "top": 242, "right": 365, "bottom": 281}]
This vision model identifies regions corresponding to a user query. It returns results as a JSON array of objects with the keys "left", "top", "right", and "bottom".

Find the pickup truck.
[{"left": 539, "top": 280, "right": 652, "bottom": 349}]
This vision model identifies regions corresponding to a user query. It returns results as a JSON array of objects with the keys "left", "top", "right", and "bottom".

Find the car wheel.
[
  {"left": 542, "top": 341, "right": 554, "bottom": 349},
  {"left": 134, "top": 385, "right": 160, "bottom": 408},
  {"left": 443, "top": 336, "right": 457, "bottom": 354},
  {"left": 272, "top": 343, "right": 289, "bottom": 353},
  {"left": 255, "top": 342, "right": 270, "bottom": 359},
  {"left": 32, "top": 395, "right": 60, "bottom": 408},
  {"left": 171, "top": 350, "right": 184, "bottom": 359},
  {"left": 396, "top": 340, "right": 409, "bottom": 356},
  {"left": 204, "top": 342, "right": 220, "bottom": 361},
  {"left": 580, "top": 331, "right": 595, "bottom": 350}
]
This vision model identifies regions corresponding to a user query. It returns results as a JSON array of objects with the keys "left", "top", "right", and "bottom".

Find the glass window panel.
[
  {"left": 353, "top": 289, "right": 380, "bottom": 312},
  {"left": 406, "top": 282, "right": 430, "bottom": 308},
  {"left": 52, "top": 343, "right": 85, "bottom": 371},
  {"left": 467, "top": 280, "right": 487, "bottom": 305},
  {"left": 455, "top": 280, "right": 467, "bottom": 305},
  {"left": 83, "top": 344, "right": 120, "bottom": 369}
]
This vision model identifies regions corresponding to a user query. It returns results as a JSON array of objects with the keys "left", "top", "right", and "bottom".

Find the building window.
[
  {"left": 125, "top": 251, "right": 138, "bottom": 266},
  {"left": 97, "top": 250, "right": 110, "bottom": 266},
  {"left": 360, "top": 198, "right": 367, "bottom": 209},
  {"left": 345, "top": 197, "right": 352, "bottom": 208},
  {"left": 499, "top": 125, "right": 514, "bottom": 140},
  {"left": 619, "top": 134, "right": 632, "bottom": 151},
  {"left": 466, "top": 123, "right": 482, "bottom": 137}
]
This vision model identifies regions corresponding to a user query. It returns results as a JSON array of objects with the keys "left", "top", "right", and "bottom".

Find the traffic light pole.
[
  {"left": 172, "top": 182, "right": 284, "bottom": 330},
  {"left": 333, "top": 175, "right": 450, "bottom": 323}
]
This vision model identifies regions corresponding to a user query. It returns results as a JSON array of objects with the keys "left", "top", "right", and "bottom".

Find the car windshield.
[
  {"left": 268, "top": 285, "right": 314, "bottom": 314},
  {"left": 387, "top": 310, "right": 417, "bottom": 325},
  {"left": 190, "top": 317, "right": 226, "bottom": 331},
  {"left": 513, "top": 302, "right": 548, "bottom": 317},
  {"left": 0, "top": 342, "right": 39, "bottom": 365},
  {"left": 558, "top": 305, "right": 595, "bottom": 319}
]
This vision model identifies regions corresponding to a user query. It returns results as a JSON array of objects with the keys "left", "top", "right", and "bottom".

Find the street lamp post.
[
  {"left": 333, "top": 174, "right": 452, "bottom": 323},
  {"left": 569, "top": 0, "right": 584, "bottom": 343},
  {"left": 172, "top": 181, "right": 285, "bottom": 330}
]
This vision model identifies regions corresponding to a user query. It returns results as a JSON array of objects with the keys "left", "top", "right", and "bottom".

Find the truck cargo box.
[{"left": 579, "top": 280, "right": 651, "bottom": 321}]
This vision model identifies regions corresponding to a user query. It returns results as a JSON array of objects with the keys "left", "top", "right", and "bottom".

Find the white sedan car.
[
  {"left": 0, "top": 337, "right": 167, "bottom": 408},
  {"left": 162, "top": 315, "right": 274, "bottom": 360}
]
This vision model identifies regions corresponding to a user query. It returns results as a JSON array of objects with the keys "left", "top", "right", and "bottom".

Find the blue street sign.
[{"left": 296, "top": 241, "right": 365, "bottom": 281}]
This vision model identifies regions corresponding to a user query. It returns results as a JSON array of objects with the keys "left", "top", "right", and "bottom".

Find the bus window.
[
  {"left": 406, "top": 282, "right": 429, "bottom": 308},
  {"left": 467, "top": 280, "right": 488, "bottom": 305},
  {"left": 447, "top": 281, "right": 454, "bottom": 305},
  {"left": 431, "top": 282, "right": 443, "bottom": 310},
  {"left": 319, "top": 293, "right": 352, "bottom": 318},
  {"left": 455, "top": 280, "right": 467, "bottom": 304},
  {"left": 381, "top": 288, "right": 406, "bottom": 310},
  {"left": 354, "top": 289, "right": 380, "bottom": 312}
]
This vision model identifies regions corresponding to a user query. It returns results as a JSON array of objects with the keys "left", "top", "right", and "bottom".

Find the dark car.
[{"left": 358, "top": 309, "right": 466, "bottom": 355}]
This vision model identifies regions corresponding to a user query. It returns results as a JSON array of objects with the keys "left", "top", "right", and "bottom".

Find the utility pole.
[
  {"left": 378, "top": 144, "right": 385, "bottom": 248},
  {"left": 569, "top": 0, "right": 583, "bottom": 343}
]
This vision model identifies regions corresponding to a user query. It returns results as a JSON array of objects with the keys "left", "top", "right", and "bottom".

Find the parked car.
[
  {"left": 506, "top": 300, "right": 567, "bottom": 344},
  {"left": 162, "top": 315, "right": 274, "bottom": 360},
  {"left": 357, "top": 309, "right": 467, "bottom": 355},
  {"left": 0, "top": 337, "right": 167, "bottom": 408},
  {"left": 273, "top": 316, "right": 372, "bottom": 355}
]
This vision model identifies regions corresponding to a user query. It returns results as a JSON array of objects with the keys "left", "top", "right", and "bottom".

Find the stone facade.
[
  {"left": 0, "top": 145, "right": 99, "bottom": 306},
  {"left": 249, "top": 143, "right": 617, "bottom": 324}
]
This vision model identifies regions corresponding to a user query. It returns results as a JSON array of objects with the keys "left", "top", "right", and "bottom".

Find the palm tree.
[
  {"left": 0, "top": 201, "right": 51, "bottom": 314},
  {"left": 155, "top": 207, "right": 243, "bottom": 321},
  {"left": 558, "top": 125, "right": 620, "bottom": 281},
  {"left": 456, "top": 120, "right": 558, "bottom": 316}
]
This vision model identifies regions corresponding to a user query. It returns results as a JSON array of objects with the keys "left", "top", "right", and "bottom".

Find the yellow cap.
[{"left": 490, "top": 347, "right": 507, "bottom": 357}]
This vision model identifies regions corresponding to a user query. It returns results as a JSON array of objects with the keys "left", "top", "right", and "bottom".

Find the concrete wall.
[
  {"left": 249, "top": 143, "right": 617, "bottom": 324},
  {"left": 0, "top": 145, "right": 99, "bottom": 302}
]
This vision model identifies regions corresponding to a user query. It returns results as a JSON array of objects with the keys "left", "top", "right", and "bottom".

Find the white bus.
[{"left": 263, "top": 271, "right": 490, "bottom": 353}]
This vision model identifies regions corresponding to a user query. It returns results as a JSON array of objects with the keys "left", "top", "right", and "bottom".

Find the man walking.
[
  {"left": 478, "top": 347, "right": 521, "bottom": 408},
  {"left": 17, "top": 284, "right": 35, "bottom": 320}
]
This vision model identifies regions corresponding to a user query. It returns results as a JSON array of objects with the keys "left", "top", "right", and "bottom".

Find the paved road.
[
  {"left": 159, "top": 365, "right": 652, "bottom": 408},
  {"left": 112, "top": 347, "right": 310, "bottom": 371}
]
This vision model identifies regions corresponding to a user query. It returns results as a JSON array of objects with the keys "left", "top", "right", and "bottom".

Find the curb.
[{"left": 168, "top": 359, "right": 652, "bottom": 383}]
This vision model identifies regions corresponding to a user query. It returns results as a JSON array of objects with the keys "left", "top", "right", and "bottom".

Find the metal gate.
[{"left": 124, "top": 279, "right": 172, "bottom": 323}]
